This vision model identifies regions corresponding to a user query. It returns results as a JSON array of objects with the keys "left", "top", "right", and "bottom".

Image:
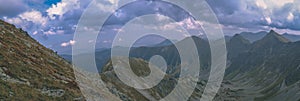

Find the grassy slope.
[{"left": 0, "top": 20, "right": 83, "bottom": 100}]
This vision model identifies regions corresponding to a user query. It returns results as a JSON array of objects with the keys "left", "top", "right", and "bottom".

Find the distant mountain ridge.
[
  {"left": 239, "top": 30, "right": 300, "bottom": 43},
  {"left": 239, "top": 31, "right": 268, "bottom": 43},
  {"left": 58, "top": 30, "right": 300, "bottom": 55},
  {"left": 94, "top": 30, "right": 300, "bottom": 100},
  {"left": 282, "top": 32, "right": 300, "bottom": 42},
  {"left": 62, "top": 30, "right": 300, "bottom": 73}
]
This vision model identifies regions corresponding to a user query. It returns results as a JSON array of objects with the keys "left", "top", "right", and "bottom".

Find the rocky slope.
[{"left": 0, "top": 20, "right": 84, "bottom": 100}]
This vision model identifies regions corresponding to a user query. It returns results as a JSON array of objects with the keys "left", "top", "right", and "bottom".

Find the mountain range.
[
  {"left": 91, "top": 30, "right": 300, "bottom": 101},
  {"left": 58, "top": 31, "right": 300, "bottom": 55},
  {"left": 238, "top": 31, "right": 300, "bottom": 42},
  {"left": 1, "top": 19, "right": 300, "bottom": 100}
]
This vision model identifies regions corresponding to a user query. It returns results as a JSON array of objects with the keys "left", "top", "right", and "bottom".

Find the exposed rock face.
[{"left": 0, "top": 20, "right": 84, "bottom": 100}]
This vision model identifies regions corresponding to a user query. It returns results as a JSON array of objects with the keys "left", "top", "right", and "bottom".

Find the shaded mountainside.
[
  {"left": 225, "top": 30, "right": 300, "bottom": 100},
  {"left": 227, "top": 34, "right": 251, "bottom": 60},
  {"left": 0, "top": 20, "right": 83, "bottom": 100},
  {"left": 96, "top": 30, "right": 300, "bottom": 101}
]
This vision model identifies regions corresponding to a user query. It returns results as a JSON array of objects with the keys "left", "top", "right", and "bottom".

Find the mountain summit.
[
  {"left": 265, "top": 30, "right": 291, "bottom": 43},
  {"left": 251, "top": 30, "right": 290, "bottom": 50}
]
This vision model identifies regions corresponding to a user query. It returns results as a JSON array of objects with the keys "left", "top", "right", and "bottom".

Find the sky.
[{"left": 0, "top": 0, "right": 299, "bottom": 53}]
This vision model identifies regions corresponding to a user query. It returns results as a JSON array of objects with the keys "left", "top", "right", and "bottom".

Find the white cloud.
[
  {"left": 43, "top": 29, "right": 64, "bottom": 35},
  {"left": 88, "top": 40, "right": 95, "bottom": 43},
  {"left": 43, "top": 30, "right": 56, "bottom": 35},
  {"left": 160, "top": 17, "right": 201, "bottom": 30},
  {"left": 19, "top": 10, "right": 48, "bottom": 26},
  {"left": 255, "top": 0, "right": 298, "bottom": 27},
  {"left": 61, "top": 40, "right": 76, "bottom": 47},
  {"left": 118, "top": 38, "right": 123, "bottom": 42},
  {"left": 256, "top": 0, "right": 267, "bottom": 9},
  {"left": 103, "top": 40, "right": 110, "bottom": 43},
  {"left": 156, "top": 14, "right": 169, "bottom": 21},
  {"left": 4, "top": 10, "right": 49, "bottom": 35},
  {"left": 108, "top": 0, "right": 117, "bottom": 4},
  {"left": 256, "top": 0, "right": 294, "bottom": 9},
  {"left": 183, "top": 34, "right": 191, "bottom": 37},
  {"left": 287, "top": 12, "right": 294, "bottom": 22},
  {"left": 96, "top": 2, "right": 118, "bottom": 13},
  {"left": 265, "top": 16, "right": 272, "bottom": 25},
  {"left": 83, "top": 26, "right": 95, "bottom": 32},
  {"left": 46, "top": 0, "right": 80, "bottom": 20},
  {"left": 33, "top": 31, "right": 38, "bottom": 35},
  {"left": 5, "top": 17, "right": 24, "bottom": 25},
  {"left": 267, "top": 0, "right": 294, "bottom": 8}
]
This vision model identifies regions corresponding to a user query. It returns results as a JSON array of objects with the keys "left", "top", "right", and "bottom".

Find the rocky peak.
[
  {"left": 263, "top": 30, "right": 291, "bottom": 43},
  {"left": 252, "top": 30, "right": 290, "bottom": 49}
]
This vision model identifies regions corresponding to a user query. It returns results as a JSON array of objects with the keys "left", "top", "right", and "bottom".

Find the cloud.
[
  {"left": 4, "top": 10, "right": 49, "bottom": 36},
  {"left": 95, "top": 0, "right": 118, "bottom": 13},
  {"left": 255, "top": 0, "right": 267, "bottom": 9},
  {"left": 44, "top": 29, "right": 64, "bottom": 35},
  {"left": 47, "top": 0, "right": 80, "bottom": 20},
  {"left": 207, "top": 0, "right": 300, "bottom": 32},
  {"left": 19, "top": 10, "right": 48, "bottom": 26},
  {"left": 157, "top": 16, "right": 204, "bottom": 34},
  {"left": 4, "top": 17, "right": 24, "bottom": 25},
  {"left": 1, "top": 0, "right": 300, "bottom": 53},
  {"left": 5, "top": 10, "right": 48, "bottom": 27},
  {"left": 265, "top": 16, "right": 272, "bottom": 25},
  {"left": 287, "top": 12, "right": 294, "bottom": 21},
  {"left": 263, "top": 0, "right": 294, "bottom": 8},
  {"left": 61, "top": 40, "right": 76, "bottom": 47}
]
